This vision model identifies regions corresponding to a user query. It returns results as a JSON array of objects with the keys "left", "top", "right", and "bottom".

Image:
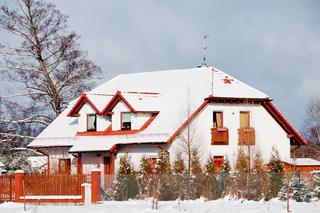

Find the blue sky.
[{"left": 1, "top": 0, "right": 320, "bottom": 130}]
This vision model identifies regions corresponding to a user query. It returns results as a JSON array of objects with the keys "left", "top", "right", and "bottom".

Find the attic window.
[
  {"left": 213, "top": 112, "right": 223, "bottom": 128},
  {"left": 121, "top": 112, "right": 131, "bottom": 130},
  {"left": 87, "top": 114, "right": 97, "bottom": 131}
]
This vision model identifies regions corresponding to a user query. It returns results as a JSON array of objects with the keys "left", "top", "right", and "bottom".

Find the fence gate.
[{"left": 0, "top": 175, "right": 15, "bottom": 202}]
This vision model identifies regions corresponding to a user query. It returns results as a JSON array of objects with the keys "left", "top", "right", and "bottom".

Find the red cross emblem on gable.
[{"left": 222, "top": 76, "right": 234, "bottom": 84}]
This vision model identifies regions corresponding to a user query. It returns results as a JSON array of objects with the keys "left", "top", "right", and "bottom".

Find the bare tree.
[
  {"left": 303, "top": 98, "right": 320, "bottom": 144},
  {"left": 0, "top": 0, "right": 101, "bottom": 118},
  {"left": 296, "top": 98, "right": 320, "bottom": 160}
]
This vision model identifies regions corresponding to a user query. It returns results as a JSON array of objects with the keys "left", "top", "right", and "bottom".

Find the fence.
[
  {"left": 0, "top": 175, "right": 15, "bottom": 202},
  {"left": 99, "top": 171, "right": 320, "bottom": 202},
  {"left": 24, "top": 174, "right": 90, "bottom": 196}
]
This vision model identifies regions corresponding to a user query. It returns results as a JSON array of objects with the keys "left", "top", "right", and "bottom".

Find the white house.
[{"left": 27, "top": 66, "right": 308, "bottom": 176}]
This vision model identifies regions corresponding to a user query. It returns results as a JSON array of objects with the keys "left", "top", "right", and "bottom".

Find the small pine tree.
[
  {"left": 278, "top": 171, "right": 312, "bottom": 202},
  {"left": 313, "top": 171, "right": 320, "bottom": 199},
  {"left": 249, "top": 151, "right": 266, "bottom": 200},
  {"left": 137, "top": 157, "right": 154, "bottom": 198},
  {"left": 173, "top": 152, "right": 185, "bottom": 174},
  {"left": 265, "top": 148, "right": 284, "bottom": 200},
  {"left": 190, "top": 149, "right": 204, "bottom": 199},
  {"left": 191, "top": 149, "right": 202, "bottom": 175},
  {"left": 113, "top": 154, "right": 138, "bottom": 200},
  {"left": 156, "top": 150, "right": 171, "bottom": 175},
  {"left": 155, "top": 150, "right": 174, "bottom": 200},
  {"left": 172, "top": 152, "right": 187, "bottom": 200},
  {"left": 204, "top": 157, "right": 216, "bottom": 175},
  {"left": 203, "top": 157, "right": 220, "bottom": 200},
  {"left": 235, "top": 148, "right": 250, "bottom": 199}
]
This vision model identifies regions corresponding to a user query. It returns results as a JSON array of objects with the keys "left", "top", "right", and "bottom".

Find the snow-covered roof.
[
  {"left": 69, "top": 134, "right": 169, "bottom": 152},
  {"left": 283, "top": 158, "right": 320, "bottom": 166},
  {"left": 28, "top": 66, "right": 270, "bottom": 150},
  {"left": 85, "top": 93, "right": 114, "bottom": 112}
]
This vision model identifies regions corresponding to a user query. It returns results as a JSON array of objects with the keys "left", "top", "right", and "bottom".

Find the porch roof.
[{"left": 68, "top": 133, "right": 169, "bottom": 152}]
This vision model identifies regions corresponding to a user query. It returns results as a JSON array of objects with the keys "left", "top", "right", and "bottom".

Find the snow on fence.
[
  {"left": 0, "top": 175, "right": 15, "bottom": 202},
  {"left": 24, "top": 174, "right": 90, "bottom": 196}
]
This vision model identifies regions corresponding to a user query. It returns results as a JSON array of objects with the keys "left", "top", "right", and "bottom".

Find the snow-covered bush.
[
  {"left": 313, "top": 171, "right": 320, "bottom": 199},
  {"left": 278, "top": 171, "right": 312, "bottom": 202}
]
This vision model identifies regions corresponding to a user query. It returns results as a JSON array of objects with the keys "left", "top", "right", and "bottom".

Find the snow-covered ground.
[{"left": 1, "top": 198, "right": 320, "bottom": 213}]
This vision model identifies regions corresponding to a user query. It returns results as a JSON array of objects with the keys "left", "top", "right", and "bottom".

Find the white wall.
[
  {"left": 115, "top": 145, "right": 161, "bottom": 171},
  {"left": 39, "top": 147, "right": 76, "bottom": 174},
  {"left": 82, "top": 152, "right": 111, "bottom": 175},
  {"left": 80, "top": 145, "right": 160, "bottom": 178},
  {"left": 111, "top": 100, "right": 131, "bottom": 131},
  {"left": 111, "top": 100, "right": 152, "bottom": 131},
  {"left": 78, "top": 103, "right": 111, "bottom": 132},
  {"left": 168, "top": 103, "right": 291, "bottom": 167}
]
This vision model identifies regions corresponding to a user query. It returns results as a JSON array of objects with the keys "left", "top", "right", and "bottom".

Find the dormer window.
[
  {"left": 87, "top": 114, "right": 97, "bottom": 131},
  {"left": 121, "top": 112, "right": 131, "bottom": 130}
]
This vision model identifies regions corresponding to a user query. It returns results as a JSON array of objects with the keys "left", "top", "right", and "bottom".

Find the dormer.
[
  {"left": 101, "top": 91, "right": 159, "bottom": 132},
  {"left": 70, "top": 91, "right": 160, "bottom": 135},
  {"left": 67, "top": 93, "right": 113, "bottom": 132}
]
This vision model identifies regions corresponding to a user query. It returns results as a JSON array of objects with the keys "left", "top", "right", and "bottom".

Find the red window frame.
[{"left": 213, "top": 156, "right": 224, "bottom": 169}]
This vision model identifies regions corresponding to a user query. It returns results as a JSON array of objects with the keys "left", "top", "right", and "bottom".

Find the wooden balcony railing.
[
  {"left": 238, "top": 127, "right": 255, "bottom": 145},
  {"left": 211, "top": 128, "right": 229, "bottom": 145}
]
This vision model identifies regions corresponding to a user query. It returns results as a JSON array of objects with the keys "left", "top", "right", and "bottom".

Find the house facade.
[{"left": 28, "top": 66, "right": 308, "bottom": 177}]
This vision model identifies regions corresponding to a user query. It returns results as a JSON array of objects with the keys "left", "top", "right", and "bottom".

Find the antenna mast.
[{"left": 202, "top": 33, "right": 210, "bottom": 66}]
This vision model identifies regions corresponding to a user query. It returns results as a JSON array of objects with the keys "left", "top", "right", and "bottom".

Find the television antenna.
[{"left": 201, "top": 33, "right": 210, "bottom": 66}]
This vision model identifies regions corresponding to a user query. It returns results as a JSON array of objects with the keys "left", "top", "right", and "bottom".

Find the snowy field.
[{"left": 1, "top": 198, "right": 320, "bottom": 213}]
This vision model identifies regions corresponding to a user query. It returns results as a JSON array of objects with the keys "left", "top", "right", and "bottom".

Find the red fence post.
[
  {"left": 91, "top": 169, "right": 101, "bottom": 203},
  {"left": 14, "top": 170, "right": 24, "bottom": 202}
]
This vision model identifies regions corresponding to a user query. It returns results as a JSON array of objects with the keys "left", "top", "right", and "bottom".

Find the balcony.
[
  {"left": 238, "top": 127, "right": 255, "bottom": 145},
  {"left": 211, "top": 128, "right": 229, "bottom": 145}
]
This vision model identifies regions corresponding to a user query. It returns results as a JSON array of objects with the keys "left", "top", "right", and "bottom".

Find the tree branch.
[{"left": 0, "top": 132, "right": 35, "bottom": 139}]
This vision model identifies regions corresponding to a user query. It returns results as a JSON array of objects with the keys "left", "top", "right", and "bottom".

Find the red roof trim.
[
  {"left": 101, "top": 91, "right": 136, "bottom": 114},
  {"left": 205, "top": 96, "right": 270, "bottom": 104},
  {"left": 166, "top": 96, "right": 306, "bottom": 146},
  {"left": 76, "top": 113, "right": 158, "bottom": 136},
  {"left": 262, "top": 101, "right": 308, "bottom": 145},
  {"left": 125, "top": 91, "right": 160, "bottom": 95},
  {"left": 166, "top": 100, "right": 209, "bottom": 144},
  {"left": 67, "top": 93, "right": 102, "bottom": 117},
  {"left": 109, "top": 144, "right": 117, "bottom": 152},
  {"left": 68, "top": 91, "right": 144, "bottom": 117}
]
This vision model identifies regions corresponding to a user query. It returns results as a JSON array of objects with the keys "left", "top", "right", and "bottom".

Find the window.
[
  {"left": 58, "top": 159, "right": 71, "bottom": 174},
  {"left": 148, "top": 158, "right": 157, "bottom": 167},
  {"left": 213, "top": 156, "right": 224, "bottom": 169},
  {"left": 238, "top": 111, "right": 255, "bottom": 145},
  {"left": 212, "top": 111, "right": 228, "bottom": 145},
  {"left": 240, "top": 111, "right": 250, "bottom": 128},
  {"left": 213, "top": 112, "right": 223, "bottom": 128},
  {"left": 87, "top": 114, "right": 97, "bottom": 131},
  {"left": 121, "top": 112, "right": 131, "bottom": 130}
]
